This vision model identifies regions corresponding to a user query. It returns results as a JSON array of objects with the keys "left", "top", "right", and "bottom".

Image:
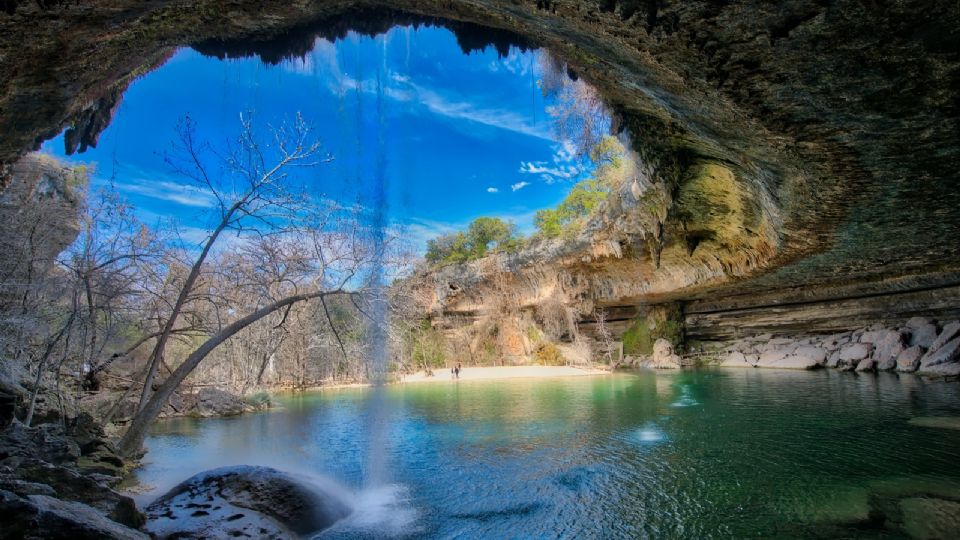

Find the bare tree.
[
  {"left": 116, "top": 113, "right": 387, "bottom": 457},
  {"left": 136, "top": 113, "right": 329, "bottom": 412}
]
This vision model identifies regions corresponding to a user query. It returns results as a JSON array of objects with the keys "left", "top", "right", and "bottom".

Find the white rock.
[
  {"left": 872, "top": 330, "right": 906, "bottom": 371},
  {"left": 855, "top": 359, "right": 876, "bottom": 372},
  {"left": 927, "top": 321, "right": 960, "bottom": 355},
  {"left": 838, "top": 343, "right": 873, "bottom": 363},
  {"left": 793, "top": 345, "right": 828, "bottom": 366},
  {"left": 719, "top": 351, "right": 752, "bottom": 368},
  {"left": 651, "top": 338, "right": 681, "bottom": 369},
  {"left": 896, "top": 346, "right": 924, "bottom": 372},
  {"left": 909, "top": 323, "right": 939, "bottom": 349},
  {"left": 920, "top": 337, "right": 960, "bottom": 368}
]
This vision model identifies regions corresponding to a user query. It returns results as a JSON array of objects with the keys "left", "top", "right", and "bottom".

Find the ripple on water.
[{"left": 622, "top": 423, "right": 668, "bottom": 445}]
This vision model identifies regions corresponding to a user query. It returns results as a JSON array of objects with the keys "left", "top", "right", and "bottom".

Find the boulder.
[
  {"left": 896, "top": 346, "right": 925, "bottom": 372},
  {"left": 756, "top": 349, "right": 790, "bottom": 367},
  {"left": 0, "top": 489, "right": 148, "bottom": 540},
  {"left": 918, "top": 362, "right": 960, "bottom": 377},
  {"left": 872, "top": 330, "right": 907, "bottom": 371},
  {"left": 145, "top": 466, "right": 352, "bottom": 539},
  {"left": 793, "top": 346, "right": 828, "bottom": 366},
  {"left": 855, "top": 359, "right": 876, "bottom": 372},
  {"left": 719, "top": 351, "right": 752, "bottom": 368},
  {"left": 905, "top": 316, "right": 936, "bottom": 329},
  {"left": 927, "top": 321, "right": 960, "bottom": 355},
  {"left": 919, "top": 337, "right": 960, "bottom": 368},
  {"left": 2, "top": 458, "right": 142, "bottom": 527},
  {"left": 771, "top": 356, "right": 822, "bottom": 370},
  {"left": 761, "top": 338, "right": 797, "bottom": 353},
  {"left": 0, "top": 422, "right": 81, "bottom": 466},
  {"left": 859, "top": 330, "right": 889, "bottom": 345},
  {"left": 909, "top": 323, "right": 940, "bottom": 349},
  {"left": 826, "top": 350, "right": 842, "bottom": 368},
  {"left": 651, "top": 339, "right": 682, "bottom": 369},
  {"left": 186, "top": 388, "right": 249, "bottom": 418},
  {"left": 819, "top": 333, "right": 851, "bottom": 352},
  {"left": 838, "top": 343, "right": 873, "bottom": 364}
]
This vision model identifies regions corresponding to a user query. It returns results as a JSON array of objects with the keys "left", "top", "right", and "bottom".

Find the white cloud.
[
  {"left": 518, "top": 139, "right": 583, "bottom": 183},
  {"left": 117, "top": 179, "right": 217, "bottom": 208},
  {"left": 486, "top": 187, "right": 499, "bottom": 193},
  {"left": 511, "top": 181, "right": 530, "bottom": 192}
]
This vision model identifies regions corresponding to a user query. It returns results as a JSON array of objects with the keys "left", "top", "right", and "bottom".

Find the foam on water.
[{"left": 316, "top": 483, "right": 421, "bottom": 539}]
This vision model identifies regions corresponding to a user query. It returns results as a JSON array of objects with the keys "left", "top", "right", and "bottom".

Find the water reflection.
[{"left": 136, "top": 370, "right": 960, "bottom": 538}]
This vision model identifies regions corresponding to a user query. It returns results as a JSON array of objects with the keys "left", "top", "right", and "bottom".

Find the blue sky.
[{"left": 41, "top": 26, "right": 592, "bottom": 249}]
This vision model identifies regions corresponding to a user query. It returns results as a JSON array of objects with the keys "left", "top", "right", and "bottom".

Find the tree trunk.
[{"left": 118, "top": 289, "right": 345, "bottom": 457}]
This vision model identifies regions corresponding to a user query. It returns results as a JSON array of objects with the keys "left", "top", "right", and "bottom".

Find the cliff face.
[{"left": 1, "top": 1, "right": 959, "bottom": 344}]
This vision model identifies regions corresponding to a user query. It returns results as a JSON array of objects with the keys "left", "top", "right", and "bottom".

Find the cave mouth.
[{"left": 41, "top": 17, "right": 622, "bottom": 259}]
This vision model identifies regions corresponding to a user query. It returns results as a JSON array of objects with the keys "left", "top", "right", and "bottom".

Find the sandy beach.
[{"left": 397, "top": 365, "right": 609, "bottom": 384}]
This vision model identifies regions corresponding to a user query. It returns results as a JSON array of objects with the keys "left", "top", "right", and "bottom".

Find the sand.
[{"left": 397, "top": 365, "right": 609, "bottom": 384}]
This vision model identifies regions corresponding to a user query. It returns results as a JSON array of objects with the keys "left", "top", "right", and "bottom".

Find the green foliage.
[
  {"left": 532, "top": 137, "right": 628, "bottom": 239},
  {"left": 244, "top": 391, "right": 271, "bottom": 408},
  {"left": 425, "top": 217, "right": 520, "bottom": 265},
  {"left": 534, "top": 177, "right": 608, "bottom": 238},
  {"left": 622, "top": 318, "right": 683, "bottom": 356},
  {"left": 533, "top": 342, "right": 566, "bottom": 366}
]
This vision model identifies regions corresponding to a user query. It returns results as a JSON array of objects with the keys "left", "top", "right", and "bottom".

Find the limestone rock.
[
  {"left": 719, "top": 351, "right": 753, "bottom": 368},
  {"left": 871, "top": 330, "right": 906, "bottom": 371},
  {"left": 896, "top": 346, "right": 925, "bottom": 372},
  {"left": 919, "top": 336, "right": 960, "bottom": 368},
  {"left": 855, "top": 359, "right": 876, "bottom": 372},
  {"left": 185, "top": 388, "right": 250, "bottom": 418},
  {"left": 826, "top": 350, "right": 842, "bottom": 368},
  {"left": 651, "top": 339, "right": 681, "bottom": 369},
  {"left": 927, "top": 321, "right": 960, "bottom": 355},
  {"left": 793, "top": 346, "right": 828, "bottom": 366},
  {"left": 756, "top": 349, "right": 790, "bottom": 367},
  {"left": 918, "top": 362, "right": 960, "bottom": 377},
  {"left": 838, "top": 343, "right": 873, "bottom": 363},
  {"left": 909, "top": 323, "right": 940, "bottom": 349},
  {"left": 905, "top": 316, "right": 936, "bottom": 329},
  {"left": 0, "top": 489, "right": 148, "bottom": 540},
  {"left": 145, "top": 466, "right": 352, "bottom": 539}
]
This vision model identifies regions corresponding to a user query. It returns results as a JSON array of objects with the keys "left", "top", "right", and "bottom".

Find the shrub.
[{"left": 533, "top": 342, "right": 566, "bottom": 366}]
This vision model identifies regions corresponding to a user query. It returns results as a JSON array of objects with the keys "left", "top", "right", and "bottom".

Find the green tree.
[{"left": 424, "top": 217, "right": 520, "bottom": 265}]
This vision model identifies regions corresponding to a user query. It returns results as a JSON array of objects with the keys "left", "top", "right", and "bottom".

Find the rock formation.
[
  {"left": 145, "top": 466, "right": 352, "bottom": 539},
  {"left": 0, "top": 2, "right": 957, "bottom": 344}
]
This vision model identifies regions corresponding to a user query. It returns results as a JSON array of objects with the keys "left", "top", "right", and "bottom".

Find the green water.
[{"left": 136, "top": 369, "right": 960, "bottom": 538}]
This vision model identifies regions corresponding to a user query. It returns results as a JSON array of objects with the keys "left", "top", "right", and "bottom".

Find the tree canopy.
[{"left": 425, "top": 216, "right": 520, "bottom": 264}]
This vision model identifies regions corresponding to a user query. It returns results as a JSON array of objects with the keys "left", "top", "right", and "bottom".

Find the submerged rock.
[
  {"left": 899, "top": 497, "right": 960, "bottom": 540},
  {"left": 145, "top": 465, "right": 352, "bottom": 539}
]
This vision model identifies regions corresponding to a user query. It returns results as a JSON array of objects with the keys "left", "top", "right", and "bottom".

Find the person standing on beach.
[{"left": 455, "top": 362, "right": 462, "bottom": 379}]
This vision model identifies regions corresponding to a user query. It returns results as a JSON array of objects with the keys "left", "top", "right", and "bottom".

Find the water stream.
[{"left": 133, "top": 369, "right": 960, "bottom": 538}]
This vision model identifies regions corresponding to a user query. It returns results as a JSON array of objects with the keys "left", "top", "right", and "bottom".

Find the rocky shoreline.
[{"left": 714, "top": 317, "right": 960, "bottom": 377}]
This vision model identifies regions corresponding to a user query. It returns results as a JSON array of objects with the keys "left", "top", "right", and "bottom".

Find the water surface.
[{"left": 135, "top": 370, "right": 960, "bottom": 538}]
